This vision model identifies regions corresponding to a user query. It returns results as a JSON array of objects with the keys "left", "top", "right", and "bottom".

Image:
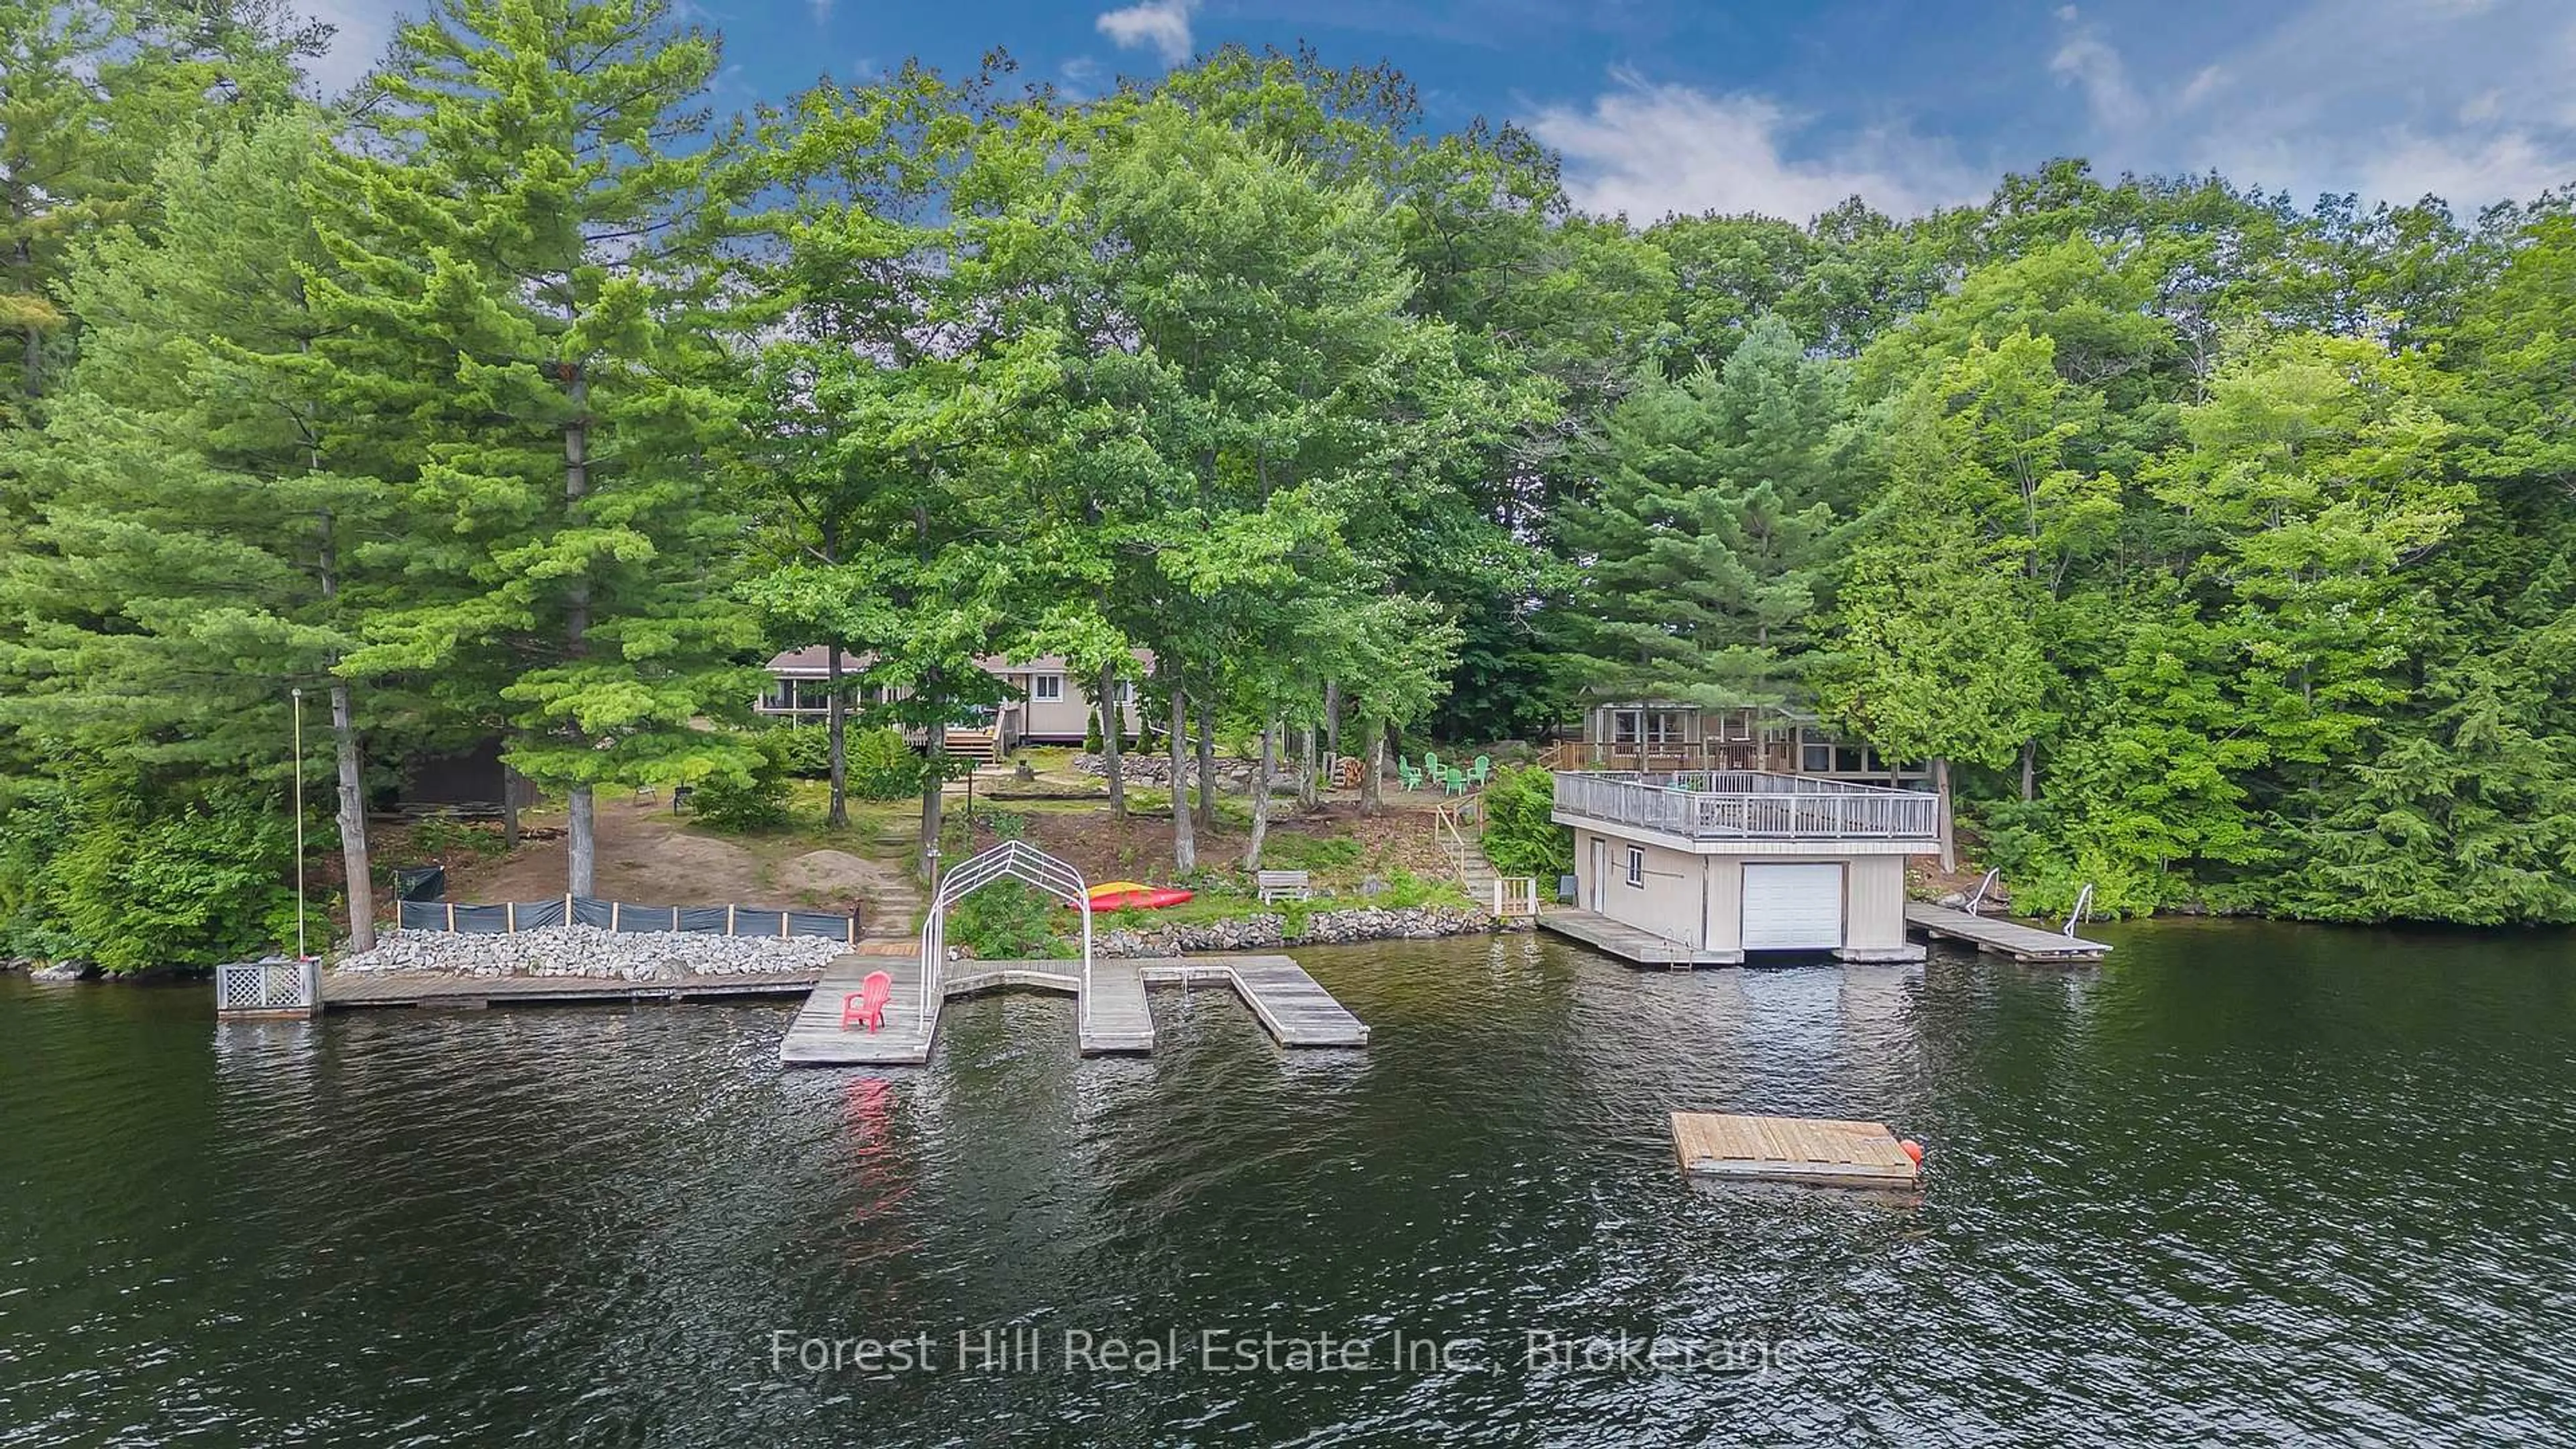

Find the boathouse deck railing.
[{"left": 1552, "top": 769, "right": 1940, "bottom": 841}]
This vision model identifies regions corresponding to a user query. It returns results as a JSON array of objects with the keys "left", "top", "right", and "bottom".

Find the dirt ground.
[
  {"left": 393, "top": 795, "right": 920, "bottom": 922},
  {"left": 959, "top": 796, "right": 1459, "bottom": 889},
  {"left": 379, "top": 773, "right": 1466, "bottom": 936}
]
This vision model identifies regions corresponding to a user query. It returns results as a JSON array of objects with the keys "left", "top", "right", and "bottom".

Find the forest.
[{"left": 4, "top": 0, "right": 2573, "bottom": 972}]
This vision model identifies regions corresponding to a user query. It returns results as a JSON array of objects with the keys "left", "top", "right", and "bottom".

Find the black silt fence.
[{"left": 397, "top": 896, "right": 857, "bottom": 942}]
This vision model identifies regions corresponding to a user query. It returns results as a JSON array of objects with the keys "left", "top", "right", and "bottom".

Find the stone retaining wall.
[
  {"left": 1090, "top": 904, "right": 1511, "bottom": 957},
  {"left": 1073, "top": 753, "right": 1306, "bottom": 794}
]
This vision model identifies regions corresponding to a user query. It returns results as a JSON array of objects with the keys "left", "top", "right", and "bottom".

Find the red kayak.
[{"left": 1083, "top": 881, "right": 1195, "bottom": 912}]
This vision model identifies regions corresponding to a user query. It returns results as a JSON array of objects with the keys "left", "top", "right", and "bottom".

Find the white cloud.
[
  {"left": 2049, "top": 21, "right": 2145, "bottom": 133},
  {"left": 2021, "top": 0, "right": 2576, "bottom": 210},
  {"left": 1095, "top": 0, "right": 1196, "bottom": 66},
  {"left": 290, "top": 0, "right": 394, "bottom": 94},
  {"left": 1527, "top": 72, "right": 1983, "bottom": 222}
]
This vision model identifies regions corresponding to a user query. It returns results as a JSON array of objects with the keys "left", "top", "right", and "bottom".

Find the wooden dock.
[
  {"left": 1904, "top": 902, "right": 2110, "bottom": 963},
  {"left": 323, "top": 969, "right": 823, "bottom": 1008},
  {"left": 780, "top": 954, "right": 938, "bottom": 1066},
  {"left": 775, "top": 952, "right": 1366, "bottom": 1067},
  {"left": 1536, "top": 908, "right": 1741, "bottom": 968},
  {"left": 1670, "top": 1112, "right": 1922, "bottom": 1191}
]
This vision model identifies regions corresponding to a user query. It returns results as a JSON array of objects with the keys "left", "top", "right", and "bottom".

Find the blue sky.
[{"left": 302, "top": 1, "right": 2576, "bottom": 221}]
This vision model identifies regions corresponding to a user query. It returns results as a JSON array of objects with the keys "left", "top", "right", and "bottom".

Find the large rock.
[
  {"left": 327, "top": 926, "right": 846, "bottom": 980},
  {"left": 30, "top": 958, "right": 99, "bottom": 982}
]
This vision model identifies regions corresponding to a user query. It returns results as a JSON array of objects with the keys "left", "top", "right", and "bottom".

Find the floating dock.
[
  {"left": 1904, "top": 902, "right": 2110, "bottom": 963},
  {"left": 1535, "top": 908, "right": 1741, "bottom": 968},
  {"left": 1670, "top": 1112, "right": 1923, "bottom": 1191},
  {"left": 776, "top": 952, "right": 1368, "bottom": 1067},
  {"left": 323, "top": 969, "right": 823, "bottom": 1009}
]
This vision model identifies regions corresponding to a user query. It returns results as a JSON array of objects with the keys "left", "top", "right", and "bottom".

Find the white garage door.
[{"left": 1741, "top": 863, "right": 1845, "bottom": 951}]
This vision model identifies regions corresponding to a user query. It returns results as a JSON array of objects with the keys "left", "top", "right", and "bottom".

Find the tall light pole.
[{"left": 290, "top": 687, "right": 308, "bottom": 961}]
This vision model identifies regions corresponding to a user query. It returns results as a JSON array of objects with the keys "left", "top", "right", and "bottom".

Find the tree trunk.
[
  {"left": 1323, "top": 679, "right": 1340, "bottom": 762},
  {"left": 1099, "top": 661, "right": 1126, "bottom": 818},
  {"left": 1193, "top": 696, "right": 1218, "bottom": 830},
  {"left": 561, "top": 365, "right": 595, "bottom": 897},
  {"left": 918, "top": 718, "right": 946, "bottom": 881},
  {"left": 1242, "top": 720, "right": 1275, "bottom": 869},
  {"left": 1361, "top": 719, "right": 1385, "bottom": 816},
  {"left": 567, "top": 786, "right": 596, "bottom": 895},
  {"left": 314, "top": 513, "right": 374, "bottom": 953},
  {"left": 2019, "top": 739, "right": 2036, "bottom": 802},
  {"left": 1167, "top": 677, "right": 1194, "bottom": 873},
  {"left": 329, "top": 680, "right": 375, "bottom": 953},
  {"left": 1297, "top": 722, "right": 1318, "bottom": 812},
  {"left": 503, "top": 780, "right": 522, "bottom": 850},
  {"left": 826, "top": 645, "right": 849, "bottom": 828},
  {"left": 1933, "top": 757, "right": 1957, "bottom": 873}
]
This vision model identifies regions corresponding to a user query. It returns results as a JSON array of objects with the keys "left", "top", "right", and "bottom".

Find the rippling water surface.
[{"left": 4, "top": 923, "right": 2573, "bottom": 1446}]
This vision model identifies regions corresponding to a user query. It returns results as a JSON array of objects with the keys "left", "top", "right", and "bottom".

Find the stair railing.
[
  {"left": 2063, "top": 883, "right": 2095, "bottom": 937},
  {"left": 1964, "top": 867, "right": 2000, "bottom": 916}
]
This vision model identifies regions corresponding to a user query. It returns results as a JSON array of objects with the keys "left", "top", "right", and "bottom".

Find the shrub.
[
  {"left": 410, "top": 816, "right": 510, "bottom": 859},
  {"left": 1084, "top": 711, "right": 1104, "bottom": 753},
  {"left": 1481, "top": 764, "right": 1574, "bottom": 878},
  {"left": 690, "top": 735, "right": 792, "bottom": 833},
  {"left": 948, "top": 878, "right": 1070, "bottom": 959},
  {"left": 770, "top": 724, "right": 833, "bottom": 778},
  {"left": 43, "top": 784, "right": 295, "bottom": 972},
  {"left": 846, "top": 726, "right": 922, "bottom": 802}
]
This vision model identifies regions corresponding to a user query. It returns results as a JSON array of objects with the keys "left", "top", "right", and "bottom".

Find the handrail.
[
  {"left": 1550, "top": 769, "right": 1939, "bottom": 842},
  {"left": 1965, "top": 867, "right": 2001, "bottom": 917},
  {"left": 921, "top": 840, "right": 1094, "bottom": 1032},
  {"left": 2063, "top": 883, "right": 2095, "bottom": 937}
]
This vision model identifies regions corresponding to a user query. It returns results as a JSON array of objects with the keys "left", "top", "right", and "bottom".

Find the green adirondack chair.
[
  {"left": 1442, "top": 765, "right": 1467, "bottom": 795},
  {"left": 1398, "top": 761, "right": 1424, "bottom": 790},
  {"left": 1422, "top": 750, "right": 1440, "bottom": 779},
  {"left": 1467, "top": 754, "right": 1492, "bottom": 787}
]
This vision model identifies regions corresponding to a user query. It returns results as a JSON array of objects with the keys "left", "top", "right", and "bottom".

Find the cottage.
[
  {"left": 1554, "top": 702, "right": 1926, "bottom": 786},
  {"left": 1548, "top": 769, "right": 1939, "bottom": 965},
  {"left": 757, "top": 648, "right": 1148, "bottom": 759}
]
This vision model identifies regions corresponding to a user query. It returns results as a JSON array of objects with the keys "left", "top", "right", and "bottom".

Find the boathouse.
[{"left": 1549, "top": 770, "right": 1941, "bottom": 965}]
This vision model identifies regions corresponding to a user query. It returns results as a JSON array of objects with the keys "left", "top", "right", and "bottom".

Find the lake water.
[{"left": 3, "top": 924, "right": 2572, "bottom": 1446}]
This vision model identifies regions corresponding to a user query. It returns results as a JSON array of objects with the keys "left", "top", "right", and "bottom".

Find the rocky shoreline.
[
  {"left": 329, "top": 926, "right": 849, "bottom": 980},
  {"left": 1088, "top": 904, "right": 1517, "bottom": 958}
]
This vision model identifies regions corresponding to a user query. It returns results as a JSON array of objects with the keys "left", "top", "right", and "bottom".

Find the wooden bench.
[{"left": 1256, "top": 869, "right": 1311, "bottom": 903}]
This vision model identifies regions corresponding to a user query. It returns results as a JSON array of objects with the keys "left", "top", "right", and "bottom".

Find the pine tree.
[
  {"left": 4, "top": 113, "right": 390, "bottom": 948},
  {"left": 1556, "top": 315, "right": 1845, "bottom": 710},
  {"left": 313, "top": 0, "right": 762, "bottom": 894}
]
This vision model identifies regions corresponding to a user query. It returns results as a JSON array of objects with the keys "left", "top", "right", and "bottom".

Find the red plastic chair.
[{"left": 841, "top": 969, "right": 894, "bottom": 1032}]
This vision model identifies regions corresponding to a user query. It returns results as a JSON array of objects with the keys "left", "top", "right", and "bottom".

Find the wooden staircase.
[{"left": 943, "top": 728, "right": 1000, "bottom": 765}]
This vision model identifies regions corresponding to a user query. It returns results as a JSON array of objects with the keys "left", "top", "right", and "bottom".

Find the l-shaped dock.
[
  {"left": 776, "top": 952, "right": 1371, "bottom": 1066},
  {"left": 1535, "top": 901, "right": 2110, "bottom": 967}
]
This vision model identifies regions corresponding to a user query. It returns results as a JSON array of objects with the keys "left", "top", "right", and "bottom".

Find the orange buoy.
[{"left": 1898, "top": 1138, "right": 1925, "bottom": 1166}]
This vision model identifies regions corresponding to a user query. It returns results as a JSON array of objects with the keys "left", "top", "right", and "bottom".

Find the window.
[
  {"left": 1612, "top": 710, "right": 1684, "bottom": 747},
  {"left": 1801, "top": 741, "right": 1835, "bottom": 773},
  {"left": 1117, "top": 680, "right": 1135, "bottom": 704},
  {"left": 1625, "top": 847, "right": 1645, "bottom": 888},
  {"left": 1032, "top": 674, "right": 1063, "bottom": 702}
]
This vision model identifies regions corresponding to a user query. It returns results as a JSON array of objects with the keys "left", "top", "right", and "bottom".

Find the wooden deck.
[
  {"left": 1535, "top": 908, "right": 1741, "bottom": 968},
  {"left": 323, "top": 969, "right": 822, "bottom": 1008},
  {"left": 779, "top": 954, "right": 936, "bottom": 1065},
  {"left": 775, "top": 952, "right": 1366, "bottom": 1067},
  {"left": 1670, "top": 1112, "right": 1922, "bottom": 1191},
  {"left": 1905, "top": 902, "right": 2110, "bottom": 963}
]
